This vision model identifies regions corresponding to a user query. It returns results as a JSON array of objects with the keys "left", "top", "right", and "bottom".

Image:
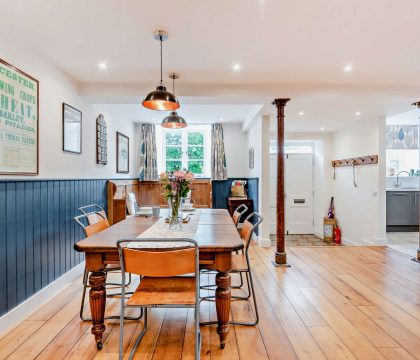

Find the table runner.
[{"left": 128, "top": 209, "right": 201, "bottom": 248}]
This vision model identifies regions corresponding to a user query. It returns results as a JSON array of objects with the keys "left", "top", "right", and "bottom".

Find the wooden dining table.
[{"left": 74, "top": 208, "right": 244, "bottom": 350}]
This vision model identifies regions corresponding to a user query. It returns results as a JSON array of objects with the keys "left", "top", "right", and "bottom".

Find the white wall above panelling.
[{"left": 0, "top": 45, "right": 139, "bottom": 180}]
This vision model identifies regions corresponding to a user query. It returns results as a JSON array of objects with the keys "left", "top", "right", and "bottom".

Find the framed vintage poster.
[
  {"left": 116, "top": 132, "right": 129, "bottom": 173},
  {"left": 62, "top": 103, "right": 82, "bottom": 154},
  {"left": 0, "top": 59, "right": 39, "bottom": 175}
]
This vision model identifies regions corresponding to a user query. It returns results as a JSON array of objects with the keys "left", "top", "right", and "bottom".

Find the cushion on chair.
[{"left": 126, "top": 277, "right": 196, "bottom": 306}]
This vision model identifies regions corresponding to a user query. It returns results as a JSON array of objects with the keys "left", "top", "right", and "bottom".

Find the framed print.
[
  {"left": 0, "top": 58, "right": 39, "bottom": 175},
  {"left": 116, "top": 132, "right": 129, "bottom": 173},
  {"left": 249, "top": 147, "right": 254, "bottom": 169},
  {"left": 96, "top": 114, "right": 107, "bottom": 164},
  {"left": 62, "top": 103, "right": 82, "bottom": 154}
]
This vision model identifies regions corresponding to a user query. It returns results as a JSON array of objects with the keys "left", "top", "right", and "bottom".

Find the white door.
[{"left": 269, "top": 153, "right": 314, "bottom": 234}]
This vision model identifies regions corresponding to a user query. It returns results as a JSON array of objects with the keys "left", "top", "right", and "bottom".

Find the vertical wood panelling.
[
  {"left": 0, "top": 178, "right": 108, "bottom": 317},
  {"left": 0, "top": 182, "right": 6, "bottom": 314},
  {"left": 211, "top": 178, "right": 259, "bottom": 211},
  {"left": 33, "top": 182, "right": 41, "bottom": 293},
  {"left": 16, "top": 182, "right": 26, "bottom": 304}
]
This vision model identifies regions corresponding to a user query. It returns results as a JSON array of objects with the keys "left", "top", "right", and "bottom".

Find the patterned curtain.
[
  {"left": 139, "top": 123, "right": 158, "bottom": 181},
  {"left": 211, "top": 123, "right": 227, "bottom": 180}
]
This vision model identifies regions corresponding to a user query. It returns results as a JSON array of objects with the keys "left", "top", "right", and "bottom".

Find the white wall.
[
  {"left": 246, "top": 115, "right": 271, "bottom": 246},
  {"left": 223, "top": 123, "right": 248, "bottom": 178},
  {"left": 331, "top": 116, "right": 386, "bottom": 245},
  {"left": 0, "top": 45, "right": 138, "bottom": 179}
]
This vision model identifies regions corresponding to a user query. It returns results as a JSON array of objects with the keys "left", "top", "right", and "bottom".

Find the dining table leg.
[
  {"left": 89, "top": 270, "right": 107, "bottom": 350},
  {"left": 215, "top": 271, "right": 231, "bottom": 349}
]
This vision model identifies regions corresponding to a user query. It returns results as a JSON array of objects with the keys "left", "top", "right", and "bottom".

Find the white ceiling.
[
  {"left": 4, "top": 0, "right": 420, "bottom": 131},
  {"left": 92, "top": 103, "right": 263, "bottom": 125}
]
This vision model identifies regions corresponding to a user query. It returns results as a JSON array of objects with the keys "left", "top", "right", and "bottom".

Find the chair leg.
[
  {"left": 195, "top": 304, "right": 201, "bottom": 359},
  {"left": 80, "top": 269, "right": 143, "bottom": 322},
  {"left": 128, "top": 308, "right": 148, "bottom": 360},
  {"left": 201, "top": 269, "right": 259, "bottom": 327},
  {"left": 119, "top": 302, "right": 125, "bottom": 360},
  {"left": 229, "top": 269, "right": 259, "bottom": 326}
]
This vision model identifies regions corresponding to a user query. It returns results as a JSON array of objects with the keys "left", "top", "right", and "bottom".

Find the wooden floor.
[{"left": 1, "top": 245, "right": 420, "bottom": 359}]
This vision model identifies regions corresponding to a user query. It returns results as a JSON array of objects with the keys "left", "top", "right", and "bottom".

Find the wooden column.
[{"left": 273, "top": 98, "right": 290, "bottom": 266}]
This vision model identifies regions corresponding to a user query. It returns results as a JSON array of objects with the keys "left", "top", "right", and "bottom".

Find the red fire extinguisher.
[{"left": 334, "top": 226, "right": 341, "bottom": 245}]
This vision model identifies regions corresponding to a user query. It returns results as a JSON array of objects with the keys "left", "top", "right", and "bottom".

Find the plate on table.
[{"left": 136, "top": 207, "right": 153, "bottom": 217}]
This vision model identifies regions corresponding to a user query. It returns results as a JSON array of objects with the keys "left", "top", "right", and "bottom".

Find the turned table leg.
[
  {"left": 215, "top": 271, "right": 231, "bottom": 349},
  {"left": 89, "top": 270, "right": 106, "bottom": 350}
]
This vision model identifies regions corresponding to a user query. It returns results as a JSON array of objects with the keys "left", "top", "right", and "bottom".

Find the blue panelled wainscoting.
[
  {"left": 0, "top": 179, "right": 107, "bottom": 317},
  {"left": 212, "top": 178, "right": 259, "bottom": 212},
  {"left": 0, "top": 177, "right": 259, "bottom": 317}
]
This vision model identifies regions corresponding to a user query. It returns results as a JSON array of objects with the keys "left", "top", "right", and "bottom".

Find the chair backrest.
[
  {"left": 240, "top": 212, "right": 263, "bottom": 250},
  {"left": 78, "top": 204, "right": 110, "bottom": 227},
  {"left": 74, "top": 211, "right": 110, "bottom": 237},
  {"left": 232, "top": 204, "right": 248, "bottom": 226},
  {"left": 117, "top": 239, "right": 198, "bottom": 278}
]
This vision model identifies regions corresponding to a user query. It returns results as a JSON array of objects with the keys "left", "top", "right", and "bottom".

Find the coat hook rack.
[{"left": 331, "top": 154, "right": 378, "bottom": 168}]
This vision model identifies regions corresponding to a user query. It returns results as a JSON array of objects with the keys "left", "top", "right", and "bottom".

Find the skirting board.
[{"left": 0, "top": 262, "right": 85, "bottom": 338}]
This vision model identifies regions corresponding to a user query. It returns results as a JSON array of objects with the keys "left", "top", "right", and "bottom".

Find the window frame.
[{"left": 156, "top": 124, "right": 211, "bottom": 178}]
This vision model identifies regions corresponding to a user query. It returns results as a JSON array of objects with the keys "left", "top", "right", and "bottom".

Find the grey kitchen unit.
[{"left": 386, "top": 190, "right": 419, "bottom": 230}]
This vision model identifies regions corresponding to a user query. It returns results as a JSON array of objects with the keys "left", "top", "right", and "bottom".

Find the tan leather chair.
[
  {"left": 202, "top": 212, "right": 262, "bottom": 326},
  {"left": 232, "top": 204, "right": 248, "bottom": 228},
  {"left": 117, "top": 238, "right": 201, "bottom": 360},
  {"left": 74, "top": 211, "right": 137, "bottom": 322}
]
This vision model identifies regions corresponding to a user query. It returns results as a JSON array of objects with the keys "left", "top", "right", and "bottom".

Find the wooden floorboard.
[{"left": 1, "top": 245, "right": 420, "bottom": 359}]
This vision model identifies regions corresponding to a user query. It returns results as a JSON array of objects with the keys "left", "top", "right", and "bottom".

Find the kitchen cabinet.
[{"left": 386, "top": 191, "right": 419, "bottom": 226}]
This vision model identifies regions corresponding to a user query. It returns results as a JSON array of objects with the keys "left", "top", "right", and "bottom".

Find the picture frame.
[
  {"left": 0, "top": 58, "right": 39, "bottom": 175},
  {"left": 249, "top": 147, "right": 254, "bottom": 169},
  {"left": 116, "top": 132, "right": 129, "bottom": 173},
  {"left": 96, "top": 114, "right": 108, "bottom": 165},
  {"left": 62, "top": 103, "right": 82, "bottom": 154}
]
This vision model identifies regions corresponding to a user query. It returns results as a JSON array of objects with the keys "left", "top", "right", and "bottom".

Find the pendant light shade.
[
  {"left": 161, "top": 73, "right": 187, "bottom": 128},
  {"left": 143, "top": 84, "right": 179, "bottom": 111},
  {"left": 161, "top": 111, "right": 187, "bottom": 128},
  {"left": 142, "top": 30, "right": 180, "bottom": 111}
]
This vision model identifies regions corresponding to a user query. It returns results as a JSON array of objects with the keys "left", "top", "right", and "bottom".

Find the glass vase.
[{"left": 167, "top": 197, "right": 184, "bottom": 230}]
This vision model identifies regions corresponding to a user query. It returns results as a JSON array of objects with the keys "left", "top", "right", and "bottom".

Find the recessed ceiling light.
[
  {"left": 355, "top": 111, "right": 361, "bottom": 116},
  {"left": 344, "top": 64, "right": 353, "bottom": 72},
  {"left": 232, "top": 63, "right": 242, "bottom": 72},
  {"left": 98, "top": 61, "right": 107, "bottom": 70},
  {"left": 320, "top": 127, "right": 325, "bottom": 131},
  {"left": 298, "top": 111, "right": 304, "bottom": 116}
]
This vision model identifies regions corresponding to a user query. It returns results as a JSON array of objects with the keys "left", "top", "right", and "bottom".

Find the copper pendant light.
[
  {"left": 161, "top": 73, "right": 187, "bottom": 128},
  {"left": 142, "top": 30, "right": 180, "bottom": 111}
]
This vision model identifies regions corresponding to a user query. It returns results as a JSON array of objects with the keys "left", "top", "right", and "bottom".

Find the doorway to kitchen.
[{"left": 386, "top": 110, "right": 420, "bottom": 257}]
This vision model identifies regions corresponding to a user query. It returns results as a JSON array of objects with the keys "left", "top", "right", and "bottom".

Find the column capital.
[{"left": 272, "top": 98, "right": 290, "bottom": 108}]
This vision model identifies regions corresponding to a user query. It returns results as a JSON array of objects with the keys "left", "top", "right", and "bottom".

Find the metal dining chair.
[
  {"left": 232, "top": 204, "right": 248, "bottom": 228},
  {"left": 74, "top": 211, "right": 138, "bottom": 322},
  {"left": 117, "top": 238, "right": 201, "bottom": 360},
  {"left": 78, "top": 204, "right": 109, "bottom": 225},
  {"left": 201, "top": 212, "right": 263, "bottom": 326},
  {"left": 200, "top": 204, "right": 249, "bottom": 291}
]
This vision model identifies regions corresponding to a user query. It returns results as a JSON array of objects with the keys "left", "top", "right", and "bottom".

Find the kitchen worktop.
[{"left": 386, "top": 188, "right": 419, "bottom": 192}]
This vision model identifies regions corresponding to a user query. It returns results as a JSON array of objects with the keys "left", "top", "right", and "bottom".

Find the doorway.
[{"left": 269, "top": 143, "right": 314, "bottom": 235}]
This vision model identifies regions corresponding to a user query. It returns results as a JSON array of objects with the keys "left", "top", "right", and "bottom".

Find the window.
[
  {"left": 269, "top": 140, "right": 314, "bottom": 154},
  {"left": 156, "top": 125, "right": 211, "bottom": 177}
]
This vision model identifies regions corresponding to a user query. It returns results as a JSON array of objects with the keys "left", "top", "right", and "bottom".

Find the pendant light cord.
[{"left": 160, "top": 35, "right": 163, "bottom": 83}]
